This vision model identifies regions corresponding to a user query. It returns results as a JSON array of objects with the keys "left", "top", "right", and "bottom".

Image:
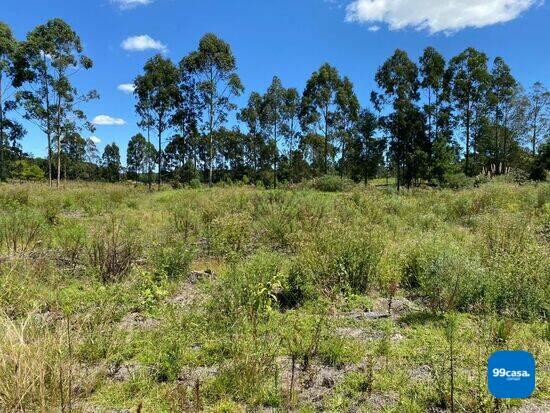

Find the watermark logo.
[{"left": 488, "top": 350, "right": 535, "bottom": 398}]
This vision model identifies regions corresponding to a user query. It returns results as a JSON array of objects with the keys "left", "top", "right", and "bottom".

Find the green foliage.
[
  {"left": 308, "top": 174, "right": 354, "bottom": 192},
  {"left": 152, "top": 242, "right": 194, "bottom": 280},
  {"left": 11, "top": 160, "right": 44, "bottom": 181}
]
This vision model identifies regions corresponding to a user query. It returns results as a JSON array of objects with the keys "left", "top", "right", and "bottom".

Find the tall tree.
[
  {"left": 183, "top": 33, "right": 244, "bottom": 185},
  {"left": 447, "top": 48, "right": 491, "bottom": 175},
  {"left": 127, "top": 133, "right": 155, "bottom": 180},
  {"left": 171, "top": 62, "right": 199, "bottom": 166},
  {"left": 134, "top": 54, "right": 179, "bottom": 189},
  {"left": 346, "top": 109, "right": 385, "bottom": 184},
  {"left": 419, "top": 47, "right": 456, "bottom": 182},
  {"left": 526, "top": 82, "right": 549, "bottom": 156},
  {"left": 0, "top": 22, "right": 22, "bottom": 181},
  {"left": 373, "top": 49, "right": 429, "bottom": 190},
  {"left": 19, "top": 18, "right": 97, "bottom": 188},
  {"left": 335, "top": 76, "right": 360, "bottom": 176},
  {"left": 281, "top": 87, "right": 301, "bottom": 180},
  {"left": 263, "top": 76, "right": 286, "bottom": 187},
  {"left": 238, "top": 92, "right": 266, "bottom": 178},
  {"left": 419, "top": 47, "right": 446, "bottom": 143},
  {"left": 487, "top": 57, "right": 518, "bottom": 171},
  {"left": 300, "top": 63, "right": 342, "bottom": 174},
  {"left": 102, "top": 143, "right": 121, "bottom": 182}
]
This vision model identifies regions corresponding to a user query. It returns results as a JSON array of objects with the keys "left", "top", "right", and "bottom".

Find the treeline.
[{"left": 1, "top": 20, "right": 549, "bottom": 188}]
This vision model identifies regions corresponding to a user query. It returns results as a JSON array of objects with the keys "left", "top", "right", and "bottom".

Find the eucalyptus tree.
[
  {"left": 238, "top": 91, "right": 266, "bottom": 176},
  {"left": 127, "top": 133, "right": 156, "bottom": 180},
  {"left": 300, "top": 63, "right": 342, "bottom": 174},
  {"left": 335, "top": 76, "right": 360, "bottom": 176},
  {"left": 419, "top": 47, "right": 446, "bottom": 142},
  {"left": 487, "top": 57, "right": 518, "bottom": 171},
  {"left": 134, "top": 54, "right": 180, "bottom": 189},
  {"left": 182, "top": 33, "right": 244, "bottom": 185},
  {"left": 134, "top": 79, "right": 154, "bottom": 190},
  {"left": 419, "top": 47, "right": 456, "bottom": 182},
  {"left": 18, "top": 18, "right": 97, "bottom": 188},
  {"left": 447, "top": 48, "right": 491, "bottom": 175},
  {"left": 346, "top": 109, "right": 385, "bottom": 184},
  {"left": 171, "top": 62, "right": 199, "bottom": 166},
  {"left": 372, "top": 49, "right": 429, "bottom": 190},
  {"left": 263, "top": 76, "right": 286, "bottom": 187},
  {"left": 279, "top": 87, "right": 301, "bottom": 181},
  {"left": 526, "top": 82, "right": 549, "bottom": 156},
  {"left": 0, "top": 22, "right": 21, "bottom": 181},
  {"left": 102, "top": 143, "right": 121, "bottom": 182}
]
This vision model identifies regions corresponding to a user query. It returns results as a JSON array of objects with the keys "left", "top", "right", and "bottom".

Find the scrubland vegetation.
[{"left": 0, "top": 179, "right": 548, "bottom": 412}]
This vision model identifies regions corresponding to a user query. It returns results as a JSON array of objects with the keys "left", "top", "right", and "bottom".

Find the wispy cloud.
[
  {"left": 121, "top": 35, "right": 168, "bottom": 53},
  {"left": 368, "top": 25, "right": 380, "bottom": 32},
  {"left": 89, "top": 136, "right": 101, "bottom": 144},
  {"left": 345, "top": 0, "right": 540, "bottom": 34},
  {"left": 112, "top": 0, "right": 153, "bottom": 10},
  {"left": 117, "top": 83, "right": 136, "bottom": 94},
  {"left": 93, "top": 115, "right": 126, "bottom": 126}
]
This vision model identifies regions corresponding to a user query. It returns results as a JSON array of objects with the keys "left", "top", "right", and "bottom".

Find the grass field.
[{"left": 0, "top": 180, "right": 548, "bottom": 412}]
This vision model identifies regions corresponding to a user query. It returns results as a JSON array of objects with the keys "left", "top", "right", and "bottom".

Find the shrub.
[
  {"left": 89, "top": 216, "right": 139, "bottom": 282},
  {"left": 443, "top": 173, "right": 475, "bottom": 189},
  {"left": 309, "top": 175, "right": 354, "bottom": 192},
  {"left": 153, "top": 242, "right": 194, "bottom": 280},
  {"left": 189, "top": 178, "right": 202, "bottom": 189},
  {"left": 0, "top": 208, "right": 45, "bottom": 254}
]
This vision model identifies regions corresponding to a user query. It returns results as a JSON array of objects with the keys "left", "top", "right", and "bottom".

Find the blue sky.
[{"left": 3, "top": 0, "right": 550, "bottom": 162}]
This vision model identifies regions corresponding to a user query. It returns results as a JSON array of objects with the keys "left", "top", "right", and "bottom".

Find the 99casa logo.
[
  {"left": 488, "top": 351, "right": 535, "bottom": 398},
  {"left": 491, "top": 368, "right": 531, "bottom": 380}
]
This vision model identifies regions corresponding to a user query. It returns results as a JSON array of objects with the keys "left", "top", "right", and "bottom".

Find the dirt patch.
[
  {"left": 118, "top": 312, "right": 160, "bottom": 331},
  {"left": 335, "top": 310, "right": 390, "bottom": 320},
  {"left": 373, "top": 297, "right": 419, "bottom": 317},
  {"left": 167, "top": 270, "right": 213, "bottom": 307},
  {"left": 276, "top": 356, "right": 377, "bottom": 409},
  {"left": 513, "top": 399, "right": 550, "bottom": 413},
  {"left": 335, "top": 327, "right": 384, "bottom": 341},
  {"left": 178, "top": 365, "right": 219, "bottom": 386},
  {"left": 107, "top": 362, "right": 142, "bottom": 382}
]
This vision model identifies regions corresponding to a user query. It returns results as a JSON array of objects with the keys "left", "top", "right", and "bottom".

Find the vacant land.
[{"left": 0, "top": 181, "right": 548, "bottom": 412}]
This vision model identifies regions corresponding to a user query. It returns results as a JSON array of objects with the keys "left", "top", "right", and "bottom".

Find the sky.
[{"left": 3, "top": 0, "right": 550, "bottom": 162}]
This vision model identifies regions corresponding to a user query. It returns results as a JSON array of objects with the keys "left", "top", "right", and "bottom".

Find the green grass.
[{"left": 0, "top": 180, "right": 548, "bottom": 412}]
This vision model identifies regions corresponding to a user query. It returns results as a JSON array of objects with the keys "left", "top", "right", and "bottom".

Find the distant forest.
[{"left": 1, "top": 19, "right": 549, "bottom": 189}]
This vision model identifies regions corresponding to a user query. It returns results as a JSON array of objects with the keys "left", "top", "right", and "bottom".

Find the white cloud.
[
  {"left": 345, "top": 0, "right": 540, "bottom": 33},
  {"left": 368, "top": 25, "right": 381, "bottom": 31},
  {"left": 89, "top": 136, "right": 101, "bottom": 144},
  {"left": 121, "top": 35, "right": 167, "bottom": 53},
  {"left": 112, "top": 0, "right": 152, "bottom": 10},
  {"left": 93, "top": 115, "right": 126, "bottom": 126},
  {"left": 117, "top": 83, "right": 136, "bottom": 94}
]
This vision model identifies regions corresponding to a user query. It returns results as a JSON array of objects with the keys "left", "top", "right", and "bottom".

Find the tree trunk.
[
  {"left": 56, "top": 93, "right": 62, "bottom": 189},
  {"left": 273, "top": 121, "right": 278, "bottom": 189},
  {"left": 465, "top": 107, "right": 471, "bottom": 176},
  {"left": 157, "top": 126, "right": 162, "bottom": 190},
  {"left": 324, "top": 107, "right": 329, "bottom": 174},
  {"left": 147, "top": 126, "right": 152, "bottom": 191},
  {"left": 0, "top": 73, "right": 5, "bottom": 182}
]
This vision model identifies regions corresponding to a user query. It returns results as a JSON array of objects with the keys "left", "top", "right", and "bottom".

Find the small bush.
[
  {"left": 89, "top": 216, "right": 139, "bottom": 282},
  {"left": 153, "top": 242, "right": 194, "bottom": 280},
  {"left": 309, "top": 175, "right": 354, "bottom": 192}
]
